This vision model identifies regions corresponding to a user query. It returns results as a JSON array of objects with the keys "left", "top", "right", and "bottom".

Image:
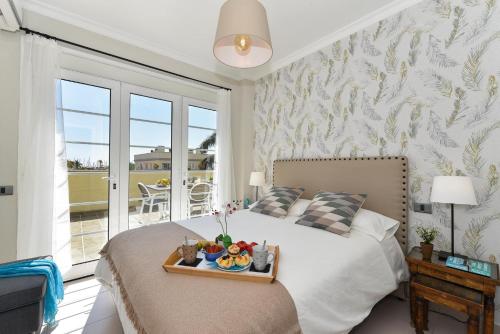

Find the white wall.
[
  {"left": 0, "top": 30, "right": 20, "bottom": 262},
  {"left": 0, "top": 10, "right": 255, "bottom": 261}
]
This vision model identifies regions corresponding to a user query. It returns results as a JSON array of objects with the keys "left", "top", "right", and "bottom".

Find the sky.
[{"left": 60, "top": 80, "right": 216, "bottom": 167}]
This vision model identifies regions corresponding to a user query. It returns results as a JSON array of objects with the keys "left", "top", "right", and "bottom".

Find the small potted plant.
[
  {"left": 416, "top": 226, "right": 439, "bottom": 261},
  {"left": 212, "top": 200, "right": 241, "bottom": 248}
]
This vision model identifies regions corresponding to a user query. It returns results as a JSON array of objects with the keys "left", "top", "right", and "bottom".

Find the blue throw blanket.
[{"left": 0, "top": 259, "right": 64, "bottom": 324}]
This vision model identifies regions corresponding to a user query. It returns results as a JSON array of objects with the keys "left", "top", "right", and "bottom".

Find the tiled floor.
[
  {"left": 353, "top": 296, "right": 500, "bottom": 334},
  {"left": 42, "top": 277, "right": 122, "bottom": 334},
  {"left": 69, "top": 208, "right": 210, "bottom": 264},
  {"left": 69, "top": 211, "right": 168, "bottom": 264},
  {"left": 49, "top": 277, "right": 500, "bottom": 334}
]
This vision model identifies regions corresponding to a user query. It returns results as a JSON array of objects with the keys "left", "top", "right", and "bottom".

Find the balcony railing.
[{"left": 68, "top": 169, "right": 214, "bottom": 213}]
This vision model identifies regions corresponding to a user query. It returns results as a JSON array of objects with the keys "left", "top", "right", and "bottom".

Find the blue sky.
[{"left": 60, "top": 80, "right": 216, "bottom": 167}]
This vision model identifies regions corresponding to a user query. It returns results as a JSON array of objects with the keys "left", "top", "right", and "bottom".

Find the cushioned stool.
[{"left": 0, "top": 258, "right": 49, "bottom": 334}]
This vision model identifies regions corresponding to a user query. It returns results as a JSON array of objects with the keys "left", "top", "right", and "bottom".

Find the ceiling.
[{"left": 20, "top": 0, "right": 421, "bottom": 80}]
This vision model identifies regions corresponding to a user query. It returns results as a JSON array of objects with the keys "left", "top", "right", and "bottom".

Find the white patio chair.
[
  {"left": 187, "top": 182, "right": 212, "bottom": 218},
  {"left": 138, "top": 182, "right": 170, "bottom": 223}
]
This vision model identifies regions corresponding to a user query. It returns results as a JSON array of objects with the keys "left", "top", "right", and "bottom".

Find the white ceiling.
[{"left": 21, "top": 0, "right": 422, "bottom": 80}]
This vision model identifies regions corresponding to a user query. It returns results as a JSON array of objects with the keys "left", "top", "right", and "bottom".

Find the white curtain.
[
  {"left": 215, "top": 89, "right": 235, "bottom": 208},
  {"left": 17, "top": 35, "right": 72, "bottom": 274}
]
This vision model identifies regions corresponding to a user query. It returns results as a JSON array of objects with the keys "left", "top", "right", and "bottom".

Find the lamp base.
[{"left": 438, "top": 250, "right": 468, "bottom": 261}]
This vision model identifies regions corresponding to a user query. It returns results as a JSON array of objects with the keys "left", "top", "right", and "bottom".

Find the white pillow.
[
  {"left": 351, "top": 208, "right": 400, "bottom": 242},
  {"left": 248, "top": 201, "right": 259, "bottom": 209},
  {"left": 287, "top": 199, "right": 312, "bottom": 217}
]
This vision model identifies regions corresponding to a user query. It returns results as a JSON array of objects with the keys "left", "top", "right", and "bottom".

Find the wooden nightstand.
[{"left": 406, "top": 246, "right": 500, "bottom": 334}]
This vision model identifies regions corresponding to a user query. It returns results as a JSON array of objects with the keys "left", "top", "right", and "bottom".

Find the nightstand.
[{"left": 406, "top": 246, "right": 500, "bottom": 334}]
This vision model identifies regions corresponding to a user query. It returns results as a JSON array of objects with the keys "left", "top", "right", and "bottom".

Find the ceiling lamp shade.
[{"left": 214, "top": 0, "right": 272, "bottom": 68}]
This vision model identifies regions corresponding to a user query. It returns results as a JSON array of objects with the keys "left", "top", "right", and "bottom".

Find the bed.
[{"left": 95, "top": 156, "right": 410, "bottom": 334}]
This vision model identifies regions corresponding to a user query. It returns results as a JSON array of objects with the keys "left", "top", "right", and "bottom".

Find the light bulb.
[{"left": 234, "top": 35, "right": 252, "bottom": 56}]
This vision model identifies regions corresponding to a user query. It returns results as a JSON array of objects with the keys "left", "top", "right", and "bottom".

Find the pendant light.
[{"left": 213, "top": 0, "right": 272, "bottom": 68}]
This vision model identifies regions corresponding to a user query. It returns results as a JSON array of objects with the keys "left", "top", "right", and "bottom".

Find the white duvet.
[{"left": 96, "top": 210, "right": 408, "bottom": 334}]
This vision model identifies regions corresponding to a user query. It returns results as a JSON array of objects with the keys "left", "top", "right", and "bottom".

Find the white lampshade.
[
  {"left": 249, "top": 171, "right": 265, "bottom": 186},
  {"left": 213, "top": 0, "right": 272, "bottom": 68},
  {"left": 430, "top": 176, "right": 478, "bottom": 205}
]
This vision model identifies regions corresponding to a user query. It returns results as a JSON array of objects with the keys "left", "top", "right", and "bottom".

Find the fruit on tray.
[
  {"left": 197, "top": 240, "right": 215, "bottom": 251},
  {"left": 217, "top": 255, "right": 234, "bottom": 269},
  {"left": 235, "top": 241, "right": 258, "bottom": 256},
  {"left": 234, "top": 253, "right": 251, "bottom": 267},
  {"left": 227, "top": 244, "right": 240, "bottom": 257},
  {"left": 204, "top": 244, "right": 224, "bottom": 254}
]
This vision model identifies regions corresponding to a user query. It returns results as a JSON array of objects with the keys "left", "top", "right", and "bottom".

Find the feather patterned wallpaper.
[{"left": 253, "top": 0, "right": 500, "bottom": 262}]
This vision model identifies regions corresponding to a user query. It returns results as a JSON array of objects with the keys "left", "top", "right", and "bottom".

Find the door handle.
[{"left": 101, "top": 175, "right": 117, "bottom": 181}]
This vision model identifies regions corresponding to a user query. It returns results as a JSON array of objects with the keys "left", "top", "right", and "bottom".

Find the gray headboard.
[{"left": 273, "top": 156, "right": 409, "bottom": 254}]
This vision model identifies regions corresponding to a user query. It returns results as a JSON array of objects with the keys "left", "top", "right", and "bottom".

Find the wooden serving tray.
[{"left": 163, "top": 245, "right": 279, "bottom": 283}]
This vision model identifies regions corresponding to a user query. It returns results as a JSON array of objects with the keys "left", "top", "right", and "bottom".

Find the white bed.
[{"left": 96, "top": 209, "right": 408, "bottom": 334}]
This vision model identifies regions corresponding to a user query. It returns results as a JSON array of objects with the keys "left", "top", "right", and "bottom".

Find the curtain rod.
[{"left": 20, "top": 27, "right": 232, "bottom": 91}]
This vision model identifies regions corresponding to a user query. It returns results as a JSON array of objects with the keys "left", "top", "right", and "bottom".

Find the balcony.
[{"left": 69, "top": 170, "right": 214, "bottom": 264}]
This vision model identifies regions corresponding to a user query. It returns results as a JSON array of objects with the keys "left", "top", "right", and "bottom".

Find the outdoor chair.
[
  {"left": 187, "top": 182, "right": 212, "bottom": 218},
  {"left": 137, "top": 182, "right": 170, "bottom": 222}
]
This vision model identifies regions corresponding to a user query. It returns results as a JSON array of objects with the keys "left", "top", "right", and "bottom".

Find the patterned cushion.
[
  {"left": 296, "top": 192, "right": 367, "bottom": 236},
  {"left": 250, "top": 187, "right": 304, "bottom": 218}
]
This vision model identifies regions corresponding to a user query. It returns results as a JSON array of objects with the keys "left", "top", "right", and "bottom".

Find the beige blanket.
[{"left": 100, "top": 222, "right": 301, "bottom": 334}]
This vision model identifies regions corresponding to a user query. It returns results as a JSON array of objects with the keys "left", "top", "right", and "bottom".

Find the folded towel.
[{"left": 0, "top": 259, "right": 64, "bottom": 324}]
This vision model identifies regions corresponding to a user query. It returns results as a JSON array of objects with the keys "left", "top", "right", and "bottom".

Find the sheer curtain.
[
  {"left": 17, "top": 34, "right": 71, "bottom": 274},
  {"left": 215, "top": 89, "right": 235, "bottom": 208}
]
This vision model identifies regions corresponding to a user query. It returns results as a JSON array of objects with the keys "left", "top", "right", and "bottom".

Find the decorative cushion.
[
  {"left": 295, "top": 192, "right": 367, "bottom": 236},
  {"left": 250, "top": 186, "right": 304, "bottom": 218}
]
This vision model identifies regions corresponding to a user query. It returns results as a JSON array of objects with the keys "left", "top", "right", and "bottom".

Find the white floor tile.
[
  {"left": 86, "top": 291, "right": 118, "bottom": 324},
  {"left": 64, "top": 278, "right": 101, "bottom": 294},
  {"left": 82, "top": 314, "right": 123, "bottom": 334}
]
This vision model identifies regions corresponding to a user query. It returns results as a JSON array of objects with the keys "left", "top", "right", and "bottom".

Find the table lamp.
[
  {"left": 249, "top": 171, "right": 265, "bottom": 201},
  {"left": 430, "top": 176, "right": 478, "bottom": 259}
]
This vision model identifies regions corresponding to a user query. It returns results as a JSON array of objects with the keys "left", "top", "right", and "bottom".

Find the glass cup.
[{"left": 252, "top": 245, "right": 274, "bottom": 271}]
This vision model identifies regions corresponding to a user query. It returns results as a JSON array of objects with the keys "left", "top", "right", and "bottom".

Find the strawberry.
[{"left": 205, "top": 245, "right": 223, "bottom": 254}]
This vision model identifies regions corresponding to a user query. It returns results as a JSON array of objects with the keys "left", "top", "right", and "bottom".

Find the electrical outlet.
[
  {"left": 413, "top": 202, "right": 432, "bottom": 214},
  {"left": 0, "top": 185, "right": 14, "bottom": 196}
]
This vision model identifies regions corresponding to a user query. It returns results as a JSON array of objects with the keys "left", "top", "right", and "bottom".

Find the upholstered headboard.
[{"left": 272, "top": 156, "right": 409, "bottom": 254}]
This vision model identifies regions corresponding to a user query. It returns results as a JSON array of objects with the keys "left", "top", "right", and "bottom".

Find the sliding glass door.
[
  {"left": 58, "top": 70, "right": 120, "bottom": 279},
  {"left": 121, "top": 88, "right": 218, "bottom": 223},
  {"left": 57, "top": 72, "right": 218, "bottom": 279},
  {"left": 120, "top": 84, "right": 182, "bottom": 227},
  {"left": 181, "top": 99, "right": 217, "bottom": 219}
]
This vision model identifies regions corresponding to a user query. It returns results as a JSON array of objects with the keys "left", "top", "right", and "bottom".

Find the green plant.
[
  {"left": 212, "top": 200, "right": 241, "bottom": 248},
  {"left": 416, "top": 226, "right": 439, "bottom": 244}
]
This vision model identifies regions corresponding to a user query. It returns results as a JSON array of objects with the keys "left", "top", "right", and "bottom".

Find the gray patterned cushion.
[
  {"left": 295, "top": 192, "right": 367, "bottom": 236},
  {"left": 250, "top": 187, "right": 304, "bottom": 218}
]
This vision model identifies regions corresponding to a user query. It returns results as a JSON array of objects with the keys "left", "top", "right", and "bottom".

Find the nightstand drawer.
[
  {"left": 414, "top": 274, "right": 483, "bottom": 304},
  {"left": 418, "top": 264, "right": 484, "bottom": 291}
]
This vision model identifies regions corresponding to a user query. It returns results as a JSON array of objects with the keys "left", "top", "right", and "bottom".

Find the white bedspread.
[{"left": 96, "top": 210, "right": 408, "bottom": 334}]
